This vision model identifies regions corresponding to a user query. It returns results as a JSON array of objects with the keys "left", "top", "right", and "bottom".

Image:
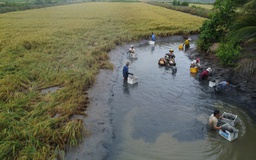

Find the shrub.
[
  {"left": 197, "top": 19, "right": 222, "bottom": 52},
  {"left": 216, "top": 41, "right": 241, "bottom": 66},
  {"left": 181, "top": 2, "right": 189, "bottom": 6},
  {"left": 172, "top": 0, "right": 177, "bottom": 6}
]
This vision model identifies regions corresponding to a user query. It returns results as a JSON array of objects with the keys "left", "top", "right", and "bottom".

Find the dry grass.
[{"left": 0, "top": 2, "right": 205, "bottom": 159}]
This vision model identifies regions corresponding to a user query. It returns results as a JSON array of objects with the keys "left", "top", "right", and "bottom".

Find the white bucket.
[
  {"left": 127, "top": 75, "right": 138, "bottom": 84},
  {"left": 209, "top": 81, "right": 216, "bottom": 87},
  {"left": 149, "top": 41, "right": 155, "bottom": 45}
]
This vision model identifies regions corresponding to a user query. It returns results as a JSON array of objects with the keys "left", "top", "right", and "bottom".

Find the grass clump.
[{"left": 0, "top": 2, "right": 205, "bottom": 159}]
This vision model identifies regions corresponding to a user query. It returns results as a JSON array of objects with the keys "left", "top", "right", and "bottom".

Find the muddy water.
[
  {"left": 106, "top": 39, "right": 256, "bottom": 160},
  {"left": 65, "top": 37, "right": 256, "bottom": 160}
]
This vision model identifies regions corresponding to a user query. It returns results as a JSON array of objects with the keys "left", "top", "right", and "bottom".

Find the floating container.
[
  {"left": 149, "top": 41, "right": 155, "bottom": 45},
  {"left": 158, "top": 58, "right": 166, "bottom": 66},
  {"left": 178, "top": 44, "right": 183, "bottom": 50},
  {"left": 127, "top": 75, "right": 138, "bottom": 84},
  {"left": 220, "top": 112, "right": 238, "bottom": 126},
  {"left": 190, "top": 67, "right": 198, "bottom": 73},
  {"left": 219, "top": 123, "right": 239, "bottom": 141}
]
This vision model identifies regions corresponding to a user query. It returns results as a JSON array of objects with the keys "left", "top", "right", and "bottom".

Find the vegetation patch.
[
  {"left": 0, "top": 2, "right": 205, "bottom": 159},
  {"left": 216, "top": 41, "right": 241, "bottom": 66},
  {"left": 189, "top": 3, "right": 213, "bottom": 10},
  {"left": 197, "top": 0, "right": 256, "bottom": 69},
  {"left": 148, "top": 2, "right": 211, "bottom": 18}
]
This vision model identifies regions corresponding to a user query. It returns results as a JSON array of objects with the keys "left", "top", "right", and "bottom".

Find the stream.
[
  {"left": 107, "top": 38, "right": 256, "bottom": 160},
  {"left": 65, "top": 36, "right": 256, "bottom": 160}
]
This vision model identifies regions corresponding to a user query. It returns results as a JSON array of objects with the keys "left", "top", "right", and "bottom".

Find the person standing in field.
[
  {"left": 123, "top": 62, "right": 133, "bottom": 80},
  {"left": 151, "top": 32, "right": 156, "bottom": 41}
]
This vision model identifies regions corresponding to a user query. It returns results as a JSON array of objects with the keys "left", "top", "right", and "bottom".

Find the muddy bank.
[
  {"left": 187, "top": 47, "right": 256, "bottom": 120},
  {"left": 65, "top": 40, "right": 152, "bottom": 159}
]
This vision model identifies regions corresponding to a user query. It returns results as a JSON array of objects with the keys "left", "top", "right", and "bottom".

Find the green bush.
[
  {"left": 197, "top": 19, "right": 221, "bottom": 51},
  {"left": 172, "top": 0, "right": 177, "bottom": 5},
  {"left": 181, "top": 2, "right": 189, "bottom": 6},
  {"left": 216, "top": 41, "right": 241, "bottom": 66},
  {"left": 196, "top": 0, "right": 241, "bottom": 52}
]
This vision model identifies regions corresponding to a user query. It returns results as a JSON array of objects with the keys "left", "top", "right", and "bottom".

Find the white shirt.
[
  {"left": 129, "top": 48, "right": 135, "bottom": 53},
  {"left": 209, "top": 114, "right": 218, "bottom": 128},
  {"left": 191, "top": 60, "right": 200, "bottom": 67}
]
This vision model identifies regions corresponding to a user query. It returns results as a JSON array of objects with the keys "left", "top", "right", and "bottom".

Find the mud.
[
  {"left": 187, "top": 46, "right": 256, "bottom": 121},
  {"left": 65, "top": 40, "right": 150, "bottom": 159}
]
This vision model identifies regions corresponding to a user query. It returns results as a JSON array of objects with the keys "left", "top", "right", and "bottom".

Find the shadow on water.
[{"left": 123, "top": 80, "right": 139, "bottom": 95}]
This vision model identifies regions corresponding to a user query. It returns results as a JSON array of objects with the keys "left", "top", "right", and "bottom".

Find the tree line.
[
  {"left": 0, "top": 0, "right": 70, "bottom": 5},
  {"left": 172, "top": 0, "right": 189, "bottom": 6},
  {"left": 0, "top": 0, "right": 80, "bottom": 13}
]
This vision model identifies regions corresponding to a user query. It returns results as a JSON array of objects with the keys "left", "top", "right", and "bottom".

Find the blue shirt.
[
  {"left": 217, "top": 81, "right": 228, "bottom": 90},
  {"left": 123, "top": 65, "right": 129, "bottom": 78},
  {"left": 152, "top": 34, "right": 155, "bottom": 41}
]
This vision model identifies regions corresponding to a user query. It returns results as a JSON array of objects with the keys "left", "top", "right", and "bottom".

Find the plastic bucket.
[
  {"left": 209, "top": 81, "right": 216, "bottom": 87},
  {"left": 190, "top": 67, "right": 198, "bottom": 73},
  {"left": 178, "top": 44, "right": 183, "bottom": 50},
  {"left": 149, "top": 41, "right": 155, "bottom": 45}
]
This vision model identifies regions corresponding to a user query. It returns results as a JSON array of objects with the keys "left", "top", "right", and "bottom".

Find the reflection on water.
[
  {"left": 107, "top": 40, "right": 256, "bottom": 160},
  {"left": 164, "top": 66, "right": 177, "bottom": 78},
  {"left": 123, "top": 80, "right": 138, "bottom": 95},
  {"left": 151, "top": 45, "right": 155, "bottom": 54},
  {"left": 122, "top": 80, "right": 130, "bottom": 95}
]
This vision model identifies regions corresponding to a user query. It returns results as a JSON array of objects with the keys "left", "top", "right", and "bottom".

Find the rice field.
[
  {"left": 189, "top": 3, "right": 213, "bottom": 10},
  {"left": 0, "top": 2, "right": 205, "bottom": 159}
]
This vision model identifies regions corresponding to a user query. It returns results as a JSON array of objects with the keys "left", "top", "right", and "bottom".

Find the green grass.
[
  {"left": 0, "top": 2, "right": 205, "bottom": 159},
  {"left": 189, "top": 3, "right": 213, "bottom": 10}
]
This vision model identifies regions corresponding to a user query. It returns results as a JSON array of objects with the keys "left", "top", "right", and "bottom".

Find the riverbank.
[
  {"left": 187, "top": 47, "right": 256, "bottom": 120},
  {"left": 65, "top": 42, "right": 143, "bottom": 159}
]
